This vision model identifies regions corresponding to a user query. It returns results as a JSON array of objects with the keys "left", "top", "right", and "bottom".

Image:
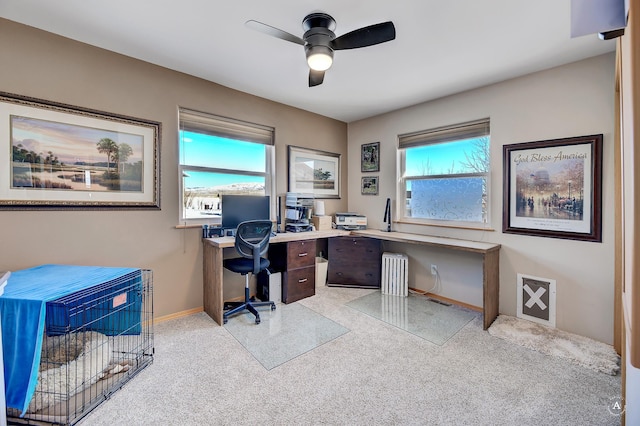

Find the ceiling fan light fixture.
[
  {"left": 247, "top": 13, "right": 395, "bottom": 86},
  {"left": 306, "top": 45, "right": 333, "bottom": 71}
]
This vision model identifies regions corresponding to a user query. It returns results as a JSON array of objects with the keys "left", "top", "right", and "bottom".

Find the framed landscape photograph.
[
  {"left": 361, "top": 141, "right": 380, "bottom": 172},
  {"left": 502, "top": 134, "right": 602, "bottom": 242},
  {"left": 288, "top": 145, "right": 340, "bottom": 199},
  {"left": 1, "top": 92, "right": 160, "bottom": 210},
  {"left": 361, "top": 176, "right": 379, "bottom": 195}
]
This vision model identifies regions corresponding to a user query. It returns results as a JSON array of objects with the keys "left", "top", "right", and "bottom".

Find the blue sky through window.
[
  {"left": 180, "top": 131, "right": 265, "bottom": 188},
  {"left": 405, "top": 137, "right": 486, "bottom": 176}
]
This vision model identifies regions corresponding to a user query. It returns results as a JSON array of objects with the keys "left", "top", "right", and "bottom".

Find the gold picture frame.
[{"left": 1, "top": 92, "right": 160, "bottom": 210}]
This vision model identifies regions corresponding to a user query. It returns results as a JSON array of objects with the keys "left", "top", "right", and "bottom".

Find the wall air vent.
[{"left": 517, "top": 273, "right": 556, "bottom": 327}]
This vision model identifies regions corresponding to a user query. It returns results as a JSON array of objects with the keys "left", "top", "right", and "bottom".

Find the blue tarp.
[{"left": 0, "top": 264, "right": 140, "bottom": 415}]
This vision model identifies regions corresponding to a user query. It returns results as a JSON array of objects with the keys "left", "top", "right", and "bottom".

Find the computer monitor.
[{"left": 221, "top": 195, "right": 270, "bottom": 231}]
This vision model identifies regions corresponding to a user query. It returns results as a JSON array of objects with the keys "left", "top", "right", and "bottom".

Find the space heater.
[{"left": 381, "top": 252, "right": 408, "bottom": 297}]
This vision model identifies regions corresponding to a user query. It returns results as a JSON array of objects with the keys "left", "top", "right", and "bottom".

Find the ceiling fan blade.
[
  {"left": 245, "top": 20, "right": 305, "bottom": 45},
  {"left": 332, "top": 21, "right": 396, "bottom": 50},
  {"left": 309, "top": 70, "right": 325, "bottom": 87}
]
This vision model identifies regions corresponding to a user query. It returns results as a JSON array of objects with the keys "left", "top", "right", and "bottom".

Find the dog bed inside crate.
[
  {"left": 6, "top": 332, "right": 134, "bottom": 424},
  {"left": 27, "top": 331, "right": 113, "bottom": 413}
]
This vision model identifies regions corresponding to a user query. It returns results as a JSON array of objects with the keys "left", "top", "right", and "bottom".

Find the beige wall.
[
  {"left": 348, "top": 53, "right": 616, "bottom": 344},
  {"left": 0, "top": 19, "right": 348, "bottom": 319}
]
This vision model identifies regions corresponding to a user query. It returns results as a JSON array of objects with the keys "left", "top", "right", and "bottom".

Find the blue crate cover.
[{"left": 45, "top": 271, "right": 143, "bottom": 336}]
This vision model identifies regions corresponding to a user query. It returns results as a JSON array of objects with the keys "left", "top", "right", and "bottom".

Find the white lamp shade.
[
  {"left": 306, "top": 45, "right": 333, "bottom": 71},
  {"left": 314, "top": 200, "right": 325, "bottom": 216}
]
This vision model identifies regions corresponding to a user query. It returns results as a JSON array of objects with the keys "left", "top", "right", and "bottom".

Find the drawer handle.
[
  {"left": 298, "top": 278, "right": 308, "bottom": 283},
  {"left": 365, "top": 273, "right": 373, "bottom": 277},
  {"left": 336, "top": 272, "right": 343, "bottom": 276},
  {"left": 298, "top": 252, "right": 308, "bottom": 257}
]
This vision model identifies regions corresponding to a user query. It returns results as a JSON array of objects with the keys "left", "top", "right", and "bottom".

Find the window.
[
  {"left": 178, "top": 108, "right": 275, "bottom": 223},
  {"left": 398, "top": 118, "right": 490, "bottom": 226}
]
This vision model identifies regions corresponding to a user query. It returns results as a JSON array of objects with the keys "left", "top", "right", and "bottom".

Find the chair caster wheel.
[
  {"left": 223, "top": 318, "right": 228, "bottom": 324},
  {"left": 271, "top": 304, "right": 276, "bottom": 311},
  {"left": 255, "top": 318, "right": 261, "bottom": 324}
]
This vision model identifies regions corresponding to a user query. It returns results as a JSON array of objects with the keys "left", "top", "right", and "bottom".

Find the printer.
[{"left": 335, "top": 212, "right": 367, "bottom": 230}]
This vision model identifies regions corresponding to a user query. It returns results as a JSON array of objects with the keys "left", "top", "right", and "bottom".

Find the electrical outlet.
[{"left": 430, "top": 264, "right": 437, "bottom": 275}]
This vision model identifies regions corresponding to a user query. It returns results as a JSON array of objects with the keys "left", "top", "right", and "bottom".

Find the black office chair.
[{"left": 223, "top": 220, "right": 276, "bottom": 324}]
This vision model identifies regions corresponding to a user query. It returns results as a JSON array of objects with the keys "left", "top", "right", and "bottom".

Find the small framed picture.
[
  {"left": 361, "top": 142, "right": 380, "bottom": 172},
  {"left": 361, "top": 176, "right": 379, "bottom": 195}
]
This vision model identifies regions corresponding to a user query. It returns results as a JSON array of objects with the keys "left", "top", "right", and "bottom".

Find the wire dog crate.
[{"left": 6, "top": 269, "right": 154, "bottom": 425}]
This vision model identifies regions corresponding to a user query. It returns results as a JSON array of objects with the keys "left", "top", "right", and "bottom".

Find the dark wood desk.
[
  {"left": 202, "top": 230, "right": 349, "bottom": 326},
  {"left": 351, "top": 229, "right": 501, "bottom": 329},
  {"left": 203, "top": 229, "right": 501, "bottom": 329}
]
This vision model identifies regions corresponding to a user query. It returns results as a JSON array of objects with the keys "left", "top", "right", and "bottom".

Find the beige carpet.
[
  {"left": 488, "top": 315, "right": 620, "bottom": 375},
  {"left": 78, "top": 288, "right": 621, "bottom": 425}
]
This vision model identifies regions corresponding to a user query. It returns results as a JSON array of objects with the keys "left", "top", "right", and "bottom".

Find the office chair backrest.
[{"left": 234, "top": 220, "right": 273, "bottom": 274}]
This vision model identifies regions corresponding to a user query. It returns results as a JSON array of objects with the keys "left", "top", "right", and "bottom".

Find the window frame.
[
  {"left": 397, "top": 118, "right": 491, "bottom": 229},
  {"left": 178, "top": 108, "right": 275, "bottom": 226}
]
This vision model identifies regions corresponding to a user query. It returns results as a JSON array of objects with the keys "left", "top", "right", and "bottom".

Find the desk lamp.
[{"left": 383, "top": 197, "right": 392, "bottom": 232}]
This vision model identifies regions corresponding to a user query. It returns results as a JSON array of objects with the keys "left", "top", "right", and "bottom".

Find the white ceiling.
[{"left": 0, "top": 0, "right": 615, "bottom": 123}]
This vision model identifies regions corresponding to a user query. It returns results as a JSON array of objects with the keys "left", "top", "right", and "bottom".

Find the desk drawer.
[
  {"left": 287, "top": 240, "right": 316, "bottom": 269},
  {"left": 330, "top": 237, "right": 380, "bottom": 257},
  {"left": 328, "top": 267, "right": 380, "bottom": 288},
  {"left": 328, "top": 237, "right": 381, "bottom": 288},
  {"left": 283, "top": 266, "right": 315, "bottom": 303}
]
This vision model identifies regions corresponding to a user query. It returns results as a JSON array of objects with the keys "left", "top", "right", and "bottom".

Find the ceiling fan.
[{"left": 246, "top": 12, "right": 396, "bottom": 87}]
